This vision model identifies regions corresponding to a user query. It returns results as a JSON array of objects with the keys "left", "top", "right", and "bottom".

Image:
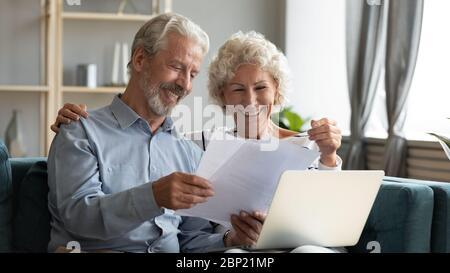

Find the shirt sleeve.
[
  {"left": 178, "top": 216, "right": 225, "bottom": 253},
  {"left": 47, "top": 120, "right": 163, "bottom": 241},
  {"left": 292, "top": 138, "right": 343, "bottom": 171},
  {"left": 317, "top": 155, "right": 343, "bottom": 170},
  {"left": 308, "top": 154, "right": 343, "bottom": 170}
]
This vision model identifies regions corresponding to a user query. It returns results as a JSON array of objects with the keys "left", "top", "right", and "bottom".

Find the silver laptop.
[{"left": 252, "top": 170, "right": 383, "bottom": 250}]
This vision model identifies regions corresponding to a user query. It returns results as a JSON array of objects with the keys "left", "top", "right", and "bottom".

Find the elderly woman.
[
  {"left": 51, "top": 31, "right": 343, "bottom": 251},
  {"left": 205, "top": 31, "right": 340, "bottom": 163},
  {"left": 197, "top": 31, "right": 343, "bottom": 250}
]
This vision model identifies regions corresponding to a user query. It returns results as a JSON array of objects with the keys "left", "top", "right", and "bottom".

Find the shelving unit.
[
  {"left": 0, "top": 0, "right": 50, "bottom": 156},
  {"left": 1, "top": 0, "right": 171, "bottom": 155},
  {"left": 62, "top": 11, "right": 155, "bottom": 22},
  {"left": 0, "top": 85, "right": 49, "bottom": 93},
  {"left": 63, "top": 86, "right": 126, "bottom": 94}
]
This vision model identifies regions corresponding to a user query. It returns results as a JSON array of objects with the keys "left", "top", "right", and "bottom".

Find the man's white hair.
[
  {"left": 208, "top": 31, "right": 291, "bottom": 107},
  {"left": 129, "top": 13, "right": 209, "bottom": 72}
]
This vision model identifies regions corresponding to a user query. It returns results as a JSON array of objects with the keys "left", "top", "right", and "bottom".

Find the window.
[
  {"left": 288, "top": 0, "right": 450, "bottom": 141},
  {"left": 366, "top": 0, "right": 450, "bottom": 140}
]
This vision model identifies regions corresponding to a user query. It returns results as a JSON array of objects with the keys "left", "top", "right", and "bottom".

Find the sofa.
[{"left": 1, "top": 140, "right": 449, "bottom": 253}]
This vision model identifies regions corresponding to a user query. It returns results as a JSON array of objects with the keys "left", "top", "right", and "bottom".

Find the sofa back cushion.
[
  {"left": 12, "top": 161, "right": 50, "bottom": 252},
  {"left": 427, "top": 184, "right": 450, "bottom": 253}
]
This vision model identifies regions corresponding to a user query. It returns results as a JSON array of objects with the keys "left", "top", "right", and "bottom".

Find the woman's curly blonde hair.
[{"left": 208, "top": 31, "right": 291, "bottom": 108}]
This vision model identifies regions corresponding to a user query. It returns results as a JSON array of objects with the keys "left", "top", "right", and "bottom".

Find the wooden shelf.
[
  {"left": 63, "top": 86, "right": 125, "bottom": 94},
  {"left": 0, "top": 1, "right": 167, "bottom": 155},
  {"left": 62, "top": 12, "right": 155, "bottom": 22},
  {"left": 0, "top": 85, "right": 48, "bottom": 92}
]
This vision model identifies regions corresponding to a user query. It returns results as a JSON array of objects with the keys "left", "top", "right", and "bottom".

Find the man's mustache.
[{"left": 160, "top": 82, "right": 187, "bottom": 98}]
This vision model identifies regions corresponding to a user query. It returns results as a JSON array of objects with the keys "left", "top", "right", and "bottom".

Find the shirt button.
[{"left": 151, "top": 166, "right": 156, "bottom": 172}]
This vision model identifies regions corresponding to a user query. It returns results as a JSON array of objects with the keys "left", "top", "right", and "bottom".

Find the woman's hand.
[
  {"left": 307, "top": 118, "right": 342, "bottom": 167},
  {"left": 224, "top": 211, "right": 266, "bottom": 247},
  {"left": 51, "top": 103, "right": 88, "bottom": 133}
]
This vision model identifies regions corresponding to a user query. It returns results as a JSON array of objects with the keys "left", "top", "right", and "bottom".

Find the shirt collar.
[
  {"left": 110, "top": 94, "right": 176, "bottom": 134},
  {"left": 110, "top": 94, "right": 140, "bottom": 129},
  {"left": 160, "top": 116, "right": 174, "bottom": 133}
]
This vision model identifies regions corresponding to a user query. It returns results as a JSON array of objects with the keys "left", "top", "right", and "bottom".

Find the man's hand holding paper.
[{"left": 177, "top": 133, "right": 320, "bottom": 227}]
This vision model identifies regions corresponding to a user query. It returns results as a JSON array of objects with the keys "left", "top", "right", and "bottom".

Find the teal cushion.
[
  {"left": 427, "top": 184, "right": 450, "bottom": 253},
  {"left": 348, "top": 181, "right": 434, "bottom": 253},
  {"left": 384, "top": 176, "right": 450, "bottom": 253},
  {"left": 0, "top": 141, "right": 12, "bottom": 252},
  {"left": 12, "top": 161, "right": 50, "bottom": 252},
  {"left": 10, "top": 157, "right": 46, "bottom": 217}
]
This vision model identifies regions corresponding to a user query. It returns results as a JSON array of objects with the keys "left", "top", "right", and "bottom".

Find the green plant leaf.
[
  {"left": 283, "top": 111, "right": 304, "bottom": 132},
  {"left": 428, "top": 133, "right": 450, "bottom": 147},
  {"left": 429, "top": 133, "right": 450, "bottom": 160},
  {"left": 271, "top": 107, "right": 309, "bottom": 132},
  {"left": 279, "top": 117, "right": 290, "bottom": 130}
]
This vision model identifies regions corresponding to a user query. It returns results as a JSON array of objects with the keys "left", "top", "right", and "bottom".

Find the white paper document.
[{"left": 177, "top": 133, "right": 320, "bottom": 226}]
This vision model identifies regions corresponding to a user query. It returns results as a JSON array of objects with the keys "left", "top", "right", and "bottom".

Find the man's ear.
[{"left": 131, "top": 47, "right": 147, "bottom": 73}]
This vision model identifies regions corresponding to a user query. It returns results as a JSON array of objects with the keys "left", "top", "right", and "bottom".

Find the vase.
[{"left": 4, "top": 109, "right": 26, "bottom": 157}]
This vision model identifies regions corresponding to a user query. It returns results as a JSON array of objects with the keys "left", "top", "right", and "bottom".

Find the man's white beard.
[
  {"left": 141, "top": 73, "right": 173, "bottom": 116},
  {"left": 144, "top": 84, "right": 172, "bottom": 116}
]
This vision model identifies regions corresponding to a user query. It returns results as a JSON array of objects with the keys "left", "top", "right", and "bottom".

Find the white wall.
[
  {"left": 285, "top": 0, "right": 350, "bottom": 133},
  {"left": 0, "top": 0, "right": 41, "bottom": 156},
  {"left": 0, "top": 0, "right": 41, "bottom": 85},
  {"left": 0, "top": 0, "right": 285, "bottom": 156}
]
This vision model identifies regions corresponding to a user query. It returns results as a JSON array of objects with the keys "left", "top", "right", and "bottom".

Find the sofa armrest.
[
  {"left": 348, "top": 181, "right": 434, "bottom": 253},
  {"left": 384, "top": 176, "right": 450, "bottom": 253},
  {"left": 0, "top": 142, "right": 12, "bottom": 252}
]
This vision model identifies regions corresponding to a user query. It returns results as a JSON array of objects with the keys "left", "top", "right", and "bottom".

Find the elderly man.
[{"left": 47, "top": 13, "right": 251, "bottom": 253}]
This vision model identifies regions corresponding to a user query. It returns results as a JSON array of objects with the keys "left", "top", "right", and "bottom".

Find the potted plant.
[
  {"left": 271, "top": 106, "right": 309, "bottom": 133},
  {"left": 429, "top": 118, "right": 450, "bottom": 160}
]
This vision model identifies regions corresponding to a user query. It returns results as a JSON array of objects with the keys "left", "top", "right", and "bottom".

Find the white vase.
[{"left": 4, "top": 109, "right": 26, "bottom": 157}]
